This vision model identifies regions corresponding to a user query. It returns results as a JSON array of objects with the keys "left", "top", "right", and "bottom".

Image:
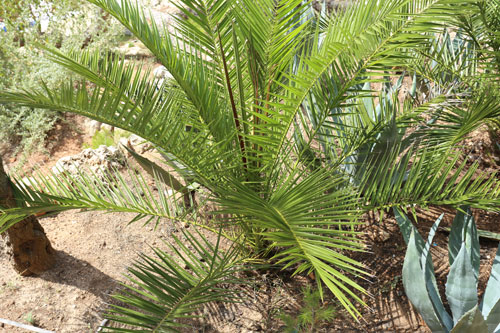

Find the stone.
[
  {"left": 153, "top": 65, "right": 173, "bottom": 79},
  {"left": 118, "top": 41, "right": 153, "bottom": 58},
  {"left": 51, "top": 145, "right": 126, "bottom": 181},
  {"left": 85, "top": 119, "right": 102, "bottom": 136},
  {"left": 101, "top": 123, "right": 114, "bottom": 132},
  {"left": 129, "top": 134, "right": 153, "bottom": 153}
]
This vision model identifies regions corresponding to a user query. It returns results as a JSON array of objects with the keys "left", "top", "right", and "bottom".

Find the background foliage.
[{"left": 0, "top": 0, "right": 123, "bottom": 156}]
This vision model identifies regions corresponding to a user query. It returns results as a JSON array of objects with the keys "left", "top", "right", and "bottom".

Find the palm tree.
[
  {"left": 1, "top": 0, "right": 500, "bottom": 329},
  {"left": 0, "top": 155, "right": 54, "bottom": 275}
]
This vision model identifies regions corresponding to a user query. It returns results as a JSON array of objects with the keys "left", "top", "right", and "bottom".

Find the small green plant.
[
  {"left": 23, "top": 311, "right": 38, "bottom": 326},
  {"left": 395, "top": 207, "right": 500, "bottom": 333},
  {"left": 83, "top": 128, "right": 131, "bottom": 149},
  {"left": 83, "top": 129, "right": 115, "bottom": 149},
  {"left": 0, "top": 0, "right": 124, "bottom": 155},
  {"left": 380, "top": 274, "right": 402, "bottom": 294},
  {"left": 280, "top": 286, "right": 337, "bottom": 333}
]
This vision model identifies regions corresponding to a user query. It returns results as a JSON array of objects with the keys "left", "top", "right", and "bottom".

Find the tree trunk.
[{"left": 0, "top": 156, "right": 55, "bottom": 276}]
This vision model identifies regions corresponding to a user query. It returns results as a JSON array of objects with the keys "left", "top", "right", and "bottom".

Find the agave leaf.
[
  {"left": 394, "top": 208, "right": 414, "bottom": 244},
  {"left": 361, "top": 81, "right": 374, "bottom": 119},
  {"left": 482, "top": 245, "right": 500, "bottom": 318},
  {"left": 421, "top": 214, "right": 454, "bottom": 329},
  {"left": 410, "top": 72, "right": 417, "bottom": 97},
  {"left": 402, "top": 229, "right": 447, "bottom": 332},
  {"left": 395, "top": 208, "right": 453, "bottom": 330},
  {"left": 485, "top": 299, "right": 500, "bottom": 333},
  {"left": 446, "top": 244, "right": 478, "bottom": 324},
  {"left": 450, "top": 305, "right": 488, "bottom": 333},
  {"left": 449, "top": 207, "right": 480, "bottom": 278},
  {"left": 423, "top": 214, "right": 444, "bottom": 270}
]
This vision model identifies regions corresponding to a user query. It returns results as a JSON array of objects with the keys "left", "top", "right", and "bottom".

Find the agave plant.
[
  {"left": 2, "top": 0, "right": 500, "bottom": 329},
  {"left": 395, "top": 207, "right": 500, "bottom": 333}
]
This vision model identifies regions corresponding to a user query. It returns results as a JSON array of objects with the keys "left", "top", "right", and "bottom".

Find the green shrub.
[
  {"left": 83, "top": 129, "right": 115, "bottom": 149},
  {"left": 83, "top": 128, "right": 131, "bottom": 149},
  {"left": 0, "top": 0, "right": 123, "bottom": 156},
  {"left": 281, "top": 286, "right": 337, "bottom": 333}
]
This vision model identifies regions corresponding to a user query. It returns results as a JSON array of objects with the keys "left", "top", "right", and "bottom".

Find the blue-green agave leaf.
[
  {"left": 446, "top": 244, "right": 478, "bottom": 324},
  {"left": 485, "top": 298, "right": 500, "bottom": 333},
  {"left": 361, "top": 81, "right": 374, "bottom": 120},
  {"left": 395, "top": 208, "right": 453, "bottom": 330},
  {"left": 450, "top": 305, "right": 488, "bottom": 333},
  {"left": 423, "top": 214, "right": 444, "bottom": 269},
  {"left": 402, "top": 229, "right": 447, "bottom": 332},
  {"left": 449, "top": 207, "right": 480, "bottom": 279},
  {"left": 394, "top": 207, "right": 416, "bottom": 245},
  {"left": 422, "top": 214, "right": 453, "bottom": 330},
  {"left": 410, "top": 72, "right": 417, "bottom": 97},
  {"left": 482, "top": 245, "right": 500, "bottom": 319}
]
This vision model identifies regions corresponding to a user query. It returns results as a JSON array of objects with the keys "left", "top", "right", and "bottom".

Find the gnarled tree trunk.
[{"left": 0, "top": 156, "right": 55, "bottom": 276}]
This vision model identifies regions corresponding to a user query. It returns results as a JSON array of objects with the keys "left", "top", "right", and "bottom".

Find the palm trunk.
[{"left": 0, "top": 156, "right": 55, "bottom": 276}]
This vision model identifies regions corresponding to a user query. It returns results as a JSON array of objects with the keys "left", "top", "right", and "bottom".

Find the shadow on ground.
[{"left": 39, "top": 250, "right": 119, "bottom": 300}]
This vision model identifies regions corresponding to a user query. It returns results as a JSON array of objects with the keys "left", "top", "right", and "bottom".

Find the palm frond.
[
  {"left": 411, "top": 93, "right": 500, "bottom": 147},
  {"left": 456, "top": 0, "right": 500, "bottom": 85},
  {"left": 103, "top": 227, "right": 243, "bottom": 332},
  {"left": 265, "top": 0, "right": 478, "bottom": 169},
  {"left": 0, "top": 164, "right": 200, "bottom": 234},
  {"left": 87, "top": 0, "right": 236, "bottom": 145},
  {"left": 215, "top": 169, "right": 368, "bottom": 318},
  {"left": 408, "top": 30, "right": 479, "bottom": 94},
  {"left": 0, "top": 75, "right": 240, "bottom": 185},
  {"left": 361, "top": 147, "right": 500, "bottom": 212}
]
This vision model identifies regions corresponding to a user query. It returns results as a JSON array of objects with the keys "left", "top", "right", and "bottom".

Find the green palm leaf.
[
  {"left": 104, "top": 227, "right": 243, "bottom": 332},
  {"left": 361, "top": 147, "right": 500, "bottom": 212},
  {"left": 0, "top": 165, "right": 198, "bottom": 234},
  {"left": 215, "top": 169, "right": 368, "bottom": 318}
]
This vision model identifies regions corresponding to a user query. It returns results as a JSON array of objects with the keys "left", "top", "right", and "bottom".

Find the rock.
[
  {"left": 250, "top": 323, "right": 263, "bottom": 331},
  {"left": 85, "top": 119, "right": 102, "bottom": 136},
  {"left": 119, "top": 137, "right": 130, "bottom": 148},
  {"left": 153, "top": 65, "right": 173, "bottom": 80},
  {"left": 51, "top": 145, "right": 126, "bottom": 181},
  {"left": 101, "top": 123, "right": 114, "bottom": 132},
  {"left": 118, "top": 41, "right": 153, "bottom": 58},
  {"left": 153, "top": 65, "right": 173, "bottom": 89},
  {"left": 129, "top": 134, "right": 153, "bottom": 153},
  {"left": 118, "top": 137, "right": 134, "bottom": 156}
]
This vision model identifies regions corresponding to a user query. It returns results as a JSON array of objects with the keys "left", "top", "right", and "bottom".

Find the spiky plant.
[
  {"left": 395, "top": 208, "right": 500, "bottom": 332},
  {"left": 2, "top": 0, "right": 500, "bottom": 329}
]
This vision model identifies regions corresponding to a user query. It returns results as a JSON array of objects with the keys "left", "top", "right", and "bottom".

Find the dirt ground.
[{"left": 0, "top": 121, "right": 500, "bottom": 332}]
